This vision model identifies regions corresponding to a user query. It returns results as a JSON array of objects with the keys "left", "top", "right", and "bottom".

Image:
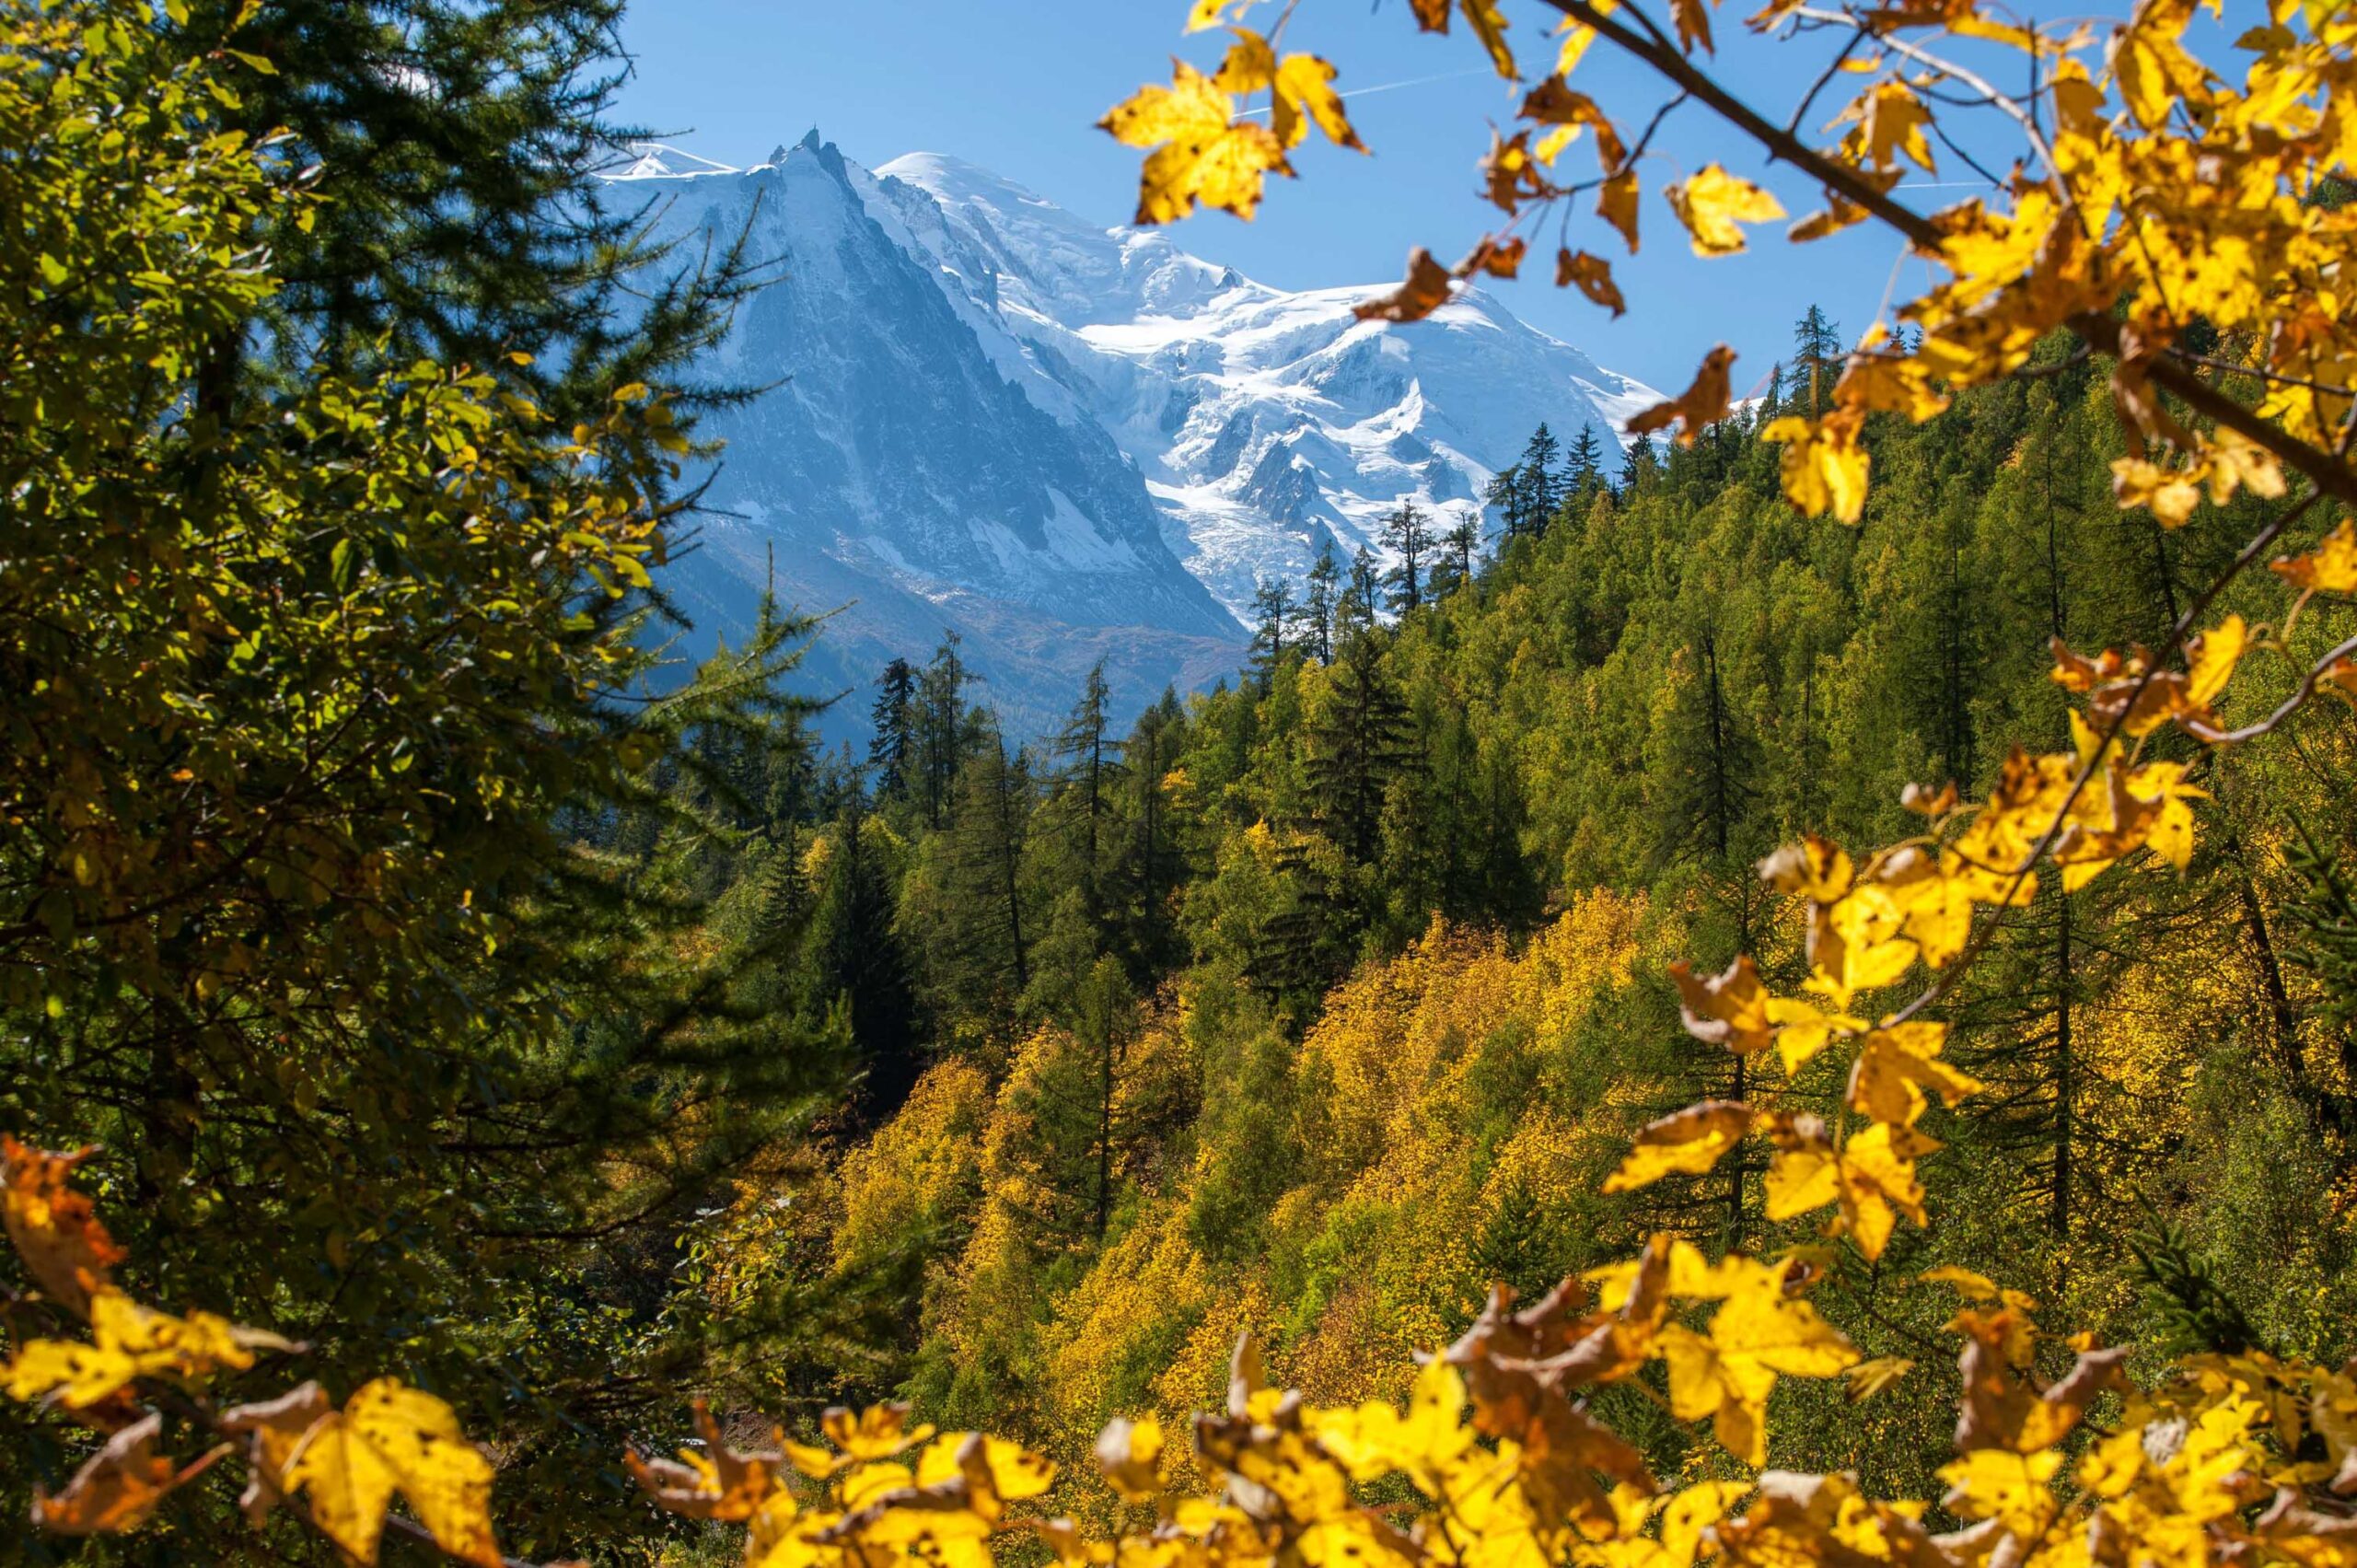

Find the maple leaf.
[
  {"left": 627, "top": 1399, "right": 787, "bottom": 1521},
  {"left": 1311, "top": 1358, "right": 1473, "bottom": 1494},
  {"left": 1951, "top": 1312, "right": 2127, "bottom": 1454},
  {"left": 2272, "top": 518, "right": 2357, "bottom": 594},
  {"left": 1185, "top": 0, "right": 1259, "bottom": 30},
  {"left": 1598, "top": 169, "right": 1640, "bottom": 250},
  {"left": 1094, "top": 1414, "right": 1166, "bottom": 1501},
  {"left": 1462, "top": 235, "right": 1528, "bottom": 279},
  {"left": 1763, "top": 996, "right": 1864, "bottom": 1074},
  {"left": 1835, "top": 332, "right": 1949, "bottom": 421},
  {"left": 1271, "top": 54, "right": 1366, "bottom": 151},
  {"left": 1761, "top": 410, "right": 1870, "bottom": 523},
  {"left": 2109, "top": 0, "right": 2216, "bottom": 130},
  {"left": 1844, "top": 1356, "right": 1915, "bottom": 1403},
  {"left": 1656, "top": 1260, "right": 1857, "bottom": 1464},
  {"left": 1461, "top": 0, "right": 1515, "bottom": 78},
  {"left": 1762, "top": 1112, "right": 1938, "bottom": 1259},
  {"left": 1940, "top": 1447, "right": 2061, "bottom": 1540},
  {"left": 1098, "top": 61, "right": 1293, "bottom": 224},
  {"left": 1669, "top": 954, "right": 1774, "bottom": 1053},
  {"left": 4, "top": 1288, "right": 261, "bottom": 1411},
  {"left": 824, "top": 1402, "right": 936, "bottom": 1460},
  {"left": 1354, "top": 248, "right": 1455, "bottom": 323},
  {"left": 0, "top": 1136, "right": 127, "bottom": 1318},
  {"left": 1759, "top": 835, "right": 1852, "bottom": 903},
  {"left": 1847, "top": 1022, "right": 1980, "bottom": 1126},
  {"left": 1830, "top": 81, "right": 1934, "bottom": 173},
  {"left": 1627, "top": 345, "right": 1736, "bottom": 447},
  {"left": 1664, "top": 165, "right": 1784, "bottom": 256},
  {"left": 1521, "top": 79, "right": 1625, "bottom": 175},
  {"left": 1557, "top": 249, "right": 1626, "bottom": 315},
  {"left": 1805, "top": 888, "right": 1918, "bottom": 1009},
  {"left": 224, "top": 1378, "right": 502, "bottom": 1568},
  {"left": 31, "top": 1412, "right": 225, "bottom": 1536},
  {"left": 1605, "top": 1100, "right": 1754, "bottom": 1191},
  {"left": 1789, "top": 191, "right": 1873, "bottom": 244}
]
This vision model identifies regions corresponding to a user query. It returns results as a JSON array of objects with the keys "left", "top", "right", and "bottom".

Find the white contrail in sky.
[{"left": 1235, "top": 64, "right": 1499, "bottom": 117}]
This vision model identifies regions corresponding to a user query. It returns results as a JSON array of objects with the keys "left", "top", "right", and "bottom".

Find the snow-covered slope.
[{"left": 604, "top": 134, "right": 1656, "bottom": 733}]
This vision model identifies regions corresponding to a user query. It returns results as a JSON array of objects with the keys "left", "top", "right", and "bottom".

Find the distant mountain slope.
[{"left": 605, "top": 134, "right": 1655, "bottom": 735}]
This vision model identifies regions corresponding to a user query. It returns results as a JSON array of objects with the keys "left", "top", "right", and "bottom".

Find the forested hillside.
[{"left": 655, "top": 331, "right": 2356, "bottom": 1510}]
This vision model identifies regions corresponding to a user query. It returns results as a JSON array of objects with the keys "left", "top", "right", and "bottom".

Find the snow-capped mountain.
[{"left": 604, "top": 132, "right": 1657, "bottom": 735}]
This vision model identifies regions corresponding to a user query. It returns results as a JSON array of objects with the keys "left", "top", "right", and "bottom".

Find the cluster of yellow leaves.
[
  {"left": 650, "top": 1264, "right": 2357, "bottom": 1568},
  {"left": 1604, "top": 577, "right": 2271, "bottom": 1261},
  {"left": 1114, "top": 0, "right": 2357, "bottom": 536},
  {"left": 1, "top": 1136, "right": 506, "bottom": 1564}
]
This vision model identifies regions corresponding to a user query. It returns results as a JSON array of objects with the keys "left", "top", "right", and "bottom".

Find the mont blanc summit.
[{"left": 607, "top": 132, "right": 1656, "bottom": 730}]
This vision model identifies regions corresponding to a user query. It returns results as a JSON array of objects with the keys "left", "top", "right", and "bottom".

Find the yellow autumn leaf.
[
  {"left": 1605, "top": 1100, "right": 1754, "bottom": 1191},
  {"left": 224, "top": 1378, "right": 502, "bottom": 1568},
  {"left": 1665, "top": 164, "right": 1785, "bottom": 256},
  {"left": 1762, "top": 412, "right": 1870, "bottom": 523},
  {"left": 1272, "top": 54, "right": 1365, "bottom": 151},
  {"left": 1847, "top": 1022, "right": 1981, "bottom": 1127},
  {"left": 1938, "top": 1447, "right": 2061, "bottom": 1540},
  {"left": 2272, "top": 518, "right": 2357, "bottom": 594},
  {"left": 3, "top": 1288, "right": 256, "bottom": 1410},
  {"left": 1829, "top": 81, "right": 1934, "bottom": 173},
  {"left": 1099, "top": 61, "right": 1293, "bottom": 224}
]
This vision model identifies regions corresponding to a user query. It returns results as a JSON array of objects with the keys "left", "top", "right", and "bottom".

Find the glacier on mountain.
[{"left": 602, "top": 133, "right": 1657, "bottom": 735}]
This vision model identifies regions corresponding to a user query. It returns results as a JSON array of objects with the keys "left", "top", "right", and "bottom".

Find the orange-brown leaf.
[
  {"left": 1355, "top": 248, "right": 1456, "bottom": 323},
  {"left": 1557, "top": 249, "right": 1626, "bottom": 315},
  {"left": 1626, "top": 345, "right": 1736, "bottom": 447},
  {"left": 1, "top": 1137, "right": 127, "bottom": 1319},
  {"left": 32, "top": 1413, "right": 223, "bottom": 1536}
]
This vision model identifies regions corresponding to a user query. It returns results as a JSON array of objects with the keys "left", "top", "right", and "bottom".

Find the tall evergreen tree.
[
  {"left": 1051, "top": 663, "right": 1127, "bottom": 914},
  {"left": 1381, "top": 499, "right": 1434, "bottom": 615},
  {"left": 871, "top": 657, "right": 919, "bottom": 806},
  {"left": 1619, "top": 430, "right": 1660, "bottom": 494},
  {"left": 1517, "top": 424, "right": 1566, "bottom": 527},
  {"left": 917, "top": 633, "right": 973, "bottom": 830},
  {"left": 1304, "top": 541, "right": 1341, "bottom": 663},
  {"left": 1340, "top": 546, "right": 1384, "bottom": 641},
  {"left": 1793, "top": 304, "right": 1843, "bottom": 416},
  {"left": 1248, "top": 576, "right": 1297, "bottom": 693},
  {"left": 183, "top": 0, "right": 765, "bottom": 433},
  {"left": 1306, "top": 633, "right": 1416, "bottom": 864}
]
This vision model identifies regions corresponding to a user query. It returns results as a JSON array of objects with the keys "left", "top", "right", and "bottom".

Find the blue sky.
[{"left": 609, "top": 1, "right": 2164, "bottom": 394}]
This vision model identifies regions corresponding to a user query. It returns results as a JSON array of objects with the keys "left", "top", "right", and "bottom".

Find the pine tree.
[
  {"left": 1793, "top": 304, "right": 1843, "bottom": 416},
  {"left": 1051, "top": 663, "right": 1127, "bottom": 915},
  {"left": 1566, "top": 424, "right": 1605, "bottom": 501},
  {"left": 1431, "top": 509, "right": 1480, "bottom": 598},
  {"left": 1517, "top": 424, "right": 1566, "bottom": 528},
  {"left": 1619, "top": 430, "right": 1659, "bottom": 494},
  {"left": 182, "top": 0, "right": 764, "bottom": 434},
  {"left": 1306, "top": 632, "right": 1416, "bottom": 864},
  {"left": 918, "top": 633, "right": 973, "bottom": 830},
  {"left": 871, "top": 657, "right": 919, "bottom": 806},
  {"left": 1340, "top": 546, "right": 1384, "bottom": 641},
  {"left": 1248, "top": 576, "right": 1297, "bottom": 693},
  {"left": 1304, "top": 541, "right": 1341, "bottom": 663},
  {"left": 1484, "top": 461, "right": 1527, "bottom": 540},
  {"left": 1381, "top": 499, "right": 1434, "bottom": 614}
]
